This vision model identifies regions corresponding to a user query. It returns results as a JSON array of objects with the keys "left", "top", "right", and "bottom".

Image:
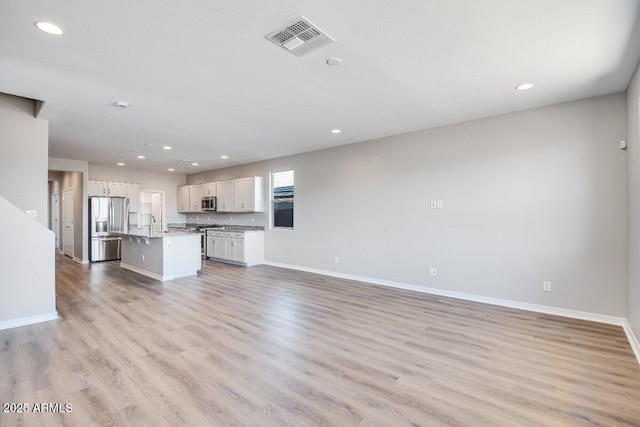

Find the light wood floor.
[{"left": 1, "top": 255, "right": 640, "bottom": 426}]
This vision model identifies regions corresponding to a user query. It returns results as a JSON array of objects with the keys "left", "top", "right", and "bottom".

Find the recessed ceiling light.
[
  {"left": 163, "top": 146, "right": 172, "bottom": 150},
  {"left": 35, "top": 22, "right": 64, "bottom": 36},
  {"left": 129, "top": 149, "right": 138, "bottom": 153},
  {"left": 117, "top": 162, "right": 125, "bottom": 166},
  {"left": 114, "top": 101, "right": 129, "bottom": 108},
  {"left": 191, "top": 162, "right": 198, "bottom": 166},
  {"left": 137, "top": 155, "right": 146, "bottom": 159},
  {"left": 144, "top": 143, "right": 152, "bottom": 147},
  {"left": 221, "top": 155, "right": 229, "bottom": 159},
  {"left": 168, "top": 168, "right": 175, "bottom": 172},
  {"left": 516, "top": 83, "right": 534, "bottom": 91},
  {"left": 326, "top": 57, "right": 342, "bottom": 66},
  {"left": 331, "top": 129, "right": 341, "bottom": 134}
]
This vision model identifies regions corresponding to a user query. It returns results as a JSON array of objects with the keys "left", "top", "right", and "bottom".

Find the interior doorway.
[
  {"left": 62, "top": 188, "right": 74, "bottom": 257},
  {"left": 51, "top": 192, "right": 60, "bottom": 252},
  {"left": 139, "top": 190, "right": 166, "bottom": 233}
]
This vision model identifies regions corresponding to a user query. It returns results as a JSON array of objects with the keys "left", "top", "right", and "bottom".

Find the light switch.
[
  {"left": 436, "top": 200, "right": 443, "bottom": 209},
  {"left": 25, "top": 210, "right": 37, "bottom": 219},
  {"left": 430, "top": 200, "right": 437, "bottom": 209}
]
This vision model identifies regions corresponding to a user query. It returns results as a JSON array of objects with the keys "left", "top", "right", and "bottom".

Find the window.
[{"left": 272, "top": 170, "right": 294, "bottom": 229}]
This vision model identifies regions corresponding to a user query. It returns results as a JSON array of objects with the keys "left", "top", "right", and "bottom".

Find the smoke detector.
[{"left": 266, "top": 17, "right": 334, "bottom": 57}]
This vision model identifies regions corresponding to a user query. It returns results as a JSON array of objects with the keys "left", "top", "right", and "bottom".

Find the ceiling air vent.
[{"left": 266, "top": 17, "right": 334, "bottom": 57}]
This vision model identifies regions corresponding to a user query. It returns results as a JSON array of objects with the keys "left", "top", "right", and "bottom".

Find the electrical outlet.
[
  {"left": 430, "top": 200, "right": 437, "bottom": 209},
  {"left": 543, "top": 281, "right": 551, "bottom": 292},
  {"left": 334, "top": 256, "right": 339, "bottom": 264},
  {"left": 436, "top": 200, "right": 443, "bottom": 209},
  {"left": 428, "top": 268, "right": 437, "bottom": 276}
]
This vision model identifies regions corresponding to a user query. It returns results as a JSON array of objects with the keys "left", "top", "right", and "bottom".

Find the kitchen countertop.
[
  {"left": 124, "top": 228, "right": 201, "bottom": 239},
  {"left": 168, "top": 223, "right": 265, "bottom": 232}
]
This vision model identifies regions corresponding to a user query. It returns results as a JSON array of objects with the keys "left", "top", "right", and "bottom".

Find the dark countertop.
[{"left": 168, "top": 223, "right": 265, "bottom": 232}]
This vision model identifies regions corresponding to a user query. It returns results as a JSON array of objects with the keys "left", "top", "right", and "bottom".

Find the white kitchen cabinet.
[
  {"left": 206, "top": 235, "right": 215, "bottom": 258},
  {"left": 203, "top": 182, "right": 217, "bottom": 197},
  {"left": 127, "top": 183, "right": 141, "bottom": 212},
  {"left": 90, "top": 180, "right": 140, "bottom": 207},
  {"left": 233, "top": 176, "right": 264, "bottom": 212},
  {"left": 217, "top": 180, "right": 235, "bottom": 212},
  {"left": 224, "top": 232, "right": 245, "bottom": 262},
  {"left": 107, "top": 181, "right": 128, "bottom": 197},
  {"left": 177, "top": 185, "right": 190, "bottom": 213},
  {"left": 206, "top": 231, "right": 225, "bottom": 259},
  {"left": 189, "top": 184, "right": 203, "bottom": 212},
  {"left": 179, "top": 177, "right": 263, "bottom": 213},
  {"left": 88, "top": 180, "right": 107, "bottom": 197},
  {"left": 207, "top": 230, "right": 264, "bottom": 266}
]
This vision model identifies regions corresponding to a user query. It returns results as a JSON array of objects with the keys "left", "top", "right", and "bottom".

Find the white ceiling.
[{"left": 2, "top": 0, "right": 640, "bottom": 174}]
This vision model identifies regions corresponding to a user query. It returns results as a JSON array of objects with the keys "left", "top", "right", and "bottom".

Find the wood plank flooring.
[{"left": 1, "top": 254, "right": 640, "bottom": 426}]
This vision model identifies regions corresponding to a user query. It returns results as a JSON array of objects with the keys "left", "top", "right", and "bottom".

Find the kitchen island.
[{"left": 120, "top": 229, "right": 201, "bottom": 281}]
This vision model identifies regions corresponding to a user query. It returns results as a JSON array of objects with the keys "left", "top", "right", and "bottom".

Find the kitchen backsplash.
[{"left": 183, "top": 212, "right": 268, "bottom": 227}]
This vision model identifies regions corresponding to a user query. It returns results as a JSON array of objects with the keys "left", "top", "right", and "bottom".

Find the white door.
[
  {"left": 51, "top": 193, "right": 60, "bottom": 251},
  {"left": 62, "top": 189, "right": 74, "bottom": 258}
]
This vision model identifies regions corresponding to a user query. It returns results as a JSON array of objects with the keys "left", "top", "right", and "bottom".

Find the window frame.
[{"left": 270, "top": 169, "right": 294, "bottom": 230}]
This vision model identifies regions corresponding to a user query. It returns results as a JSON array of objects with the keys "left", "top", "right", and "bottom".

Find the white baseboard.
[
  {"left": 264, "top": 261, "right": 639, "bottom": 365},
  {"left": 622, "top": 320, "right": 640, "bottom": 364},
  {"left": 120, "top": 262, "right": 169, "bottom": 281},
  {"left": 73, "top": 256, "right": 89, "bottom": 264},
  {"left": 0, "top": 312, "right": 58, "bottom": 331}
]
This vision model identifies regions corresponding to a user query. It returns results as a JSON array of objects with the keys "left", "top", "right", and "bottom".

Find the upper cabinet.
[
  {"left": 177, "top": 184, "right": 203, "bottom": 213},
  {"left": 177, "top": 185, "right": 190, "bottom": 213},
  {"left": 179, "top": 176, "right": 264, "bottom": 213},
  {"left": 189, "top": 184, "right": 203, "bottom": 212},
  {"left": 217, "top": 181, "right": 235, "bottom": 212},
  {"left": 88, "top": 180, "right": 107, "bottom": 197},
  {"left": 107, "top": 181, "right": 128, "bottom": 197},
  {"left": 203, "top": 182, "right": 217, "bottom": 197},
  {"left": 233, "top": 177, "right": 264, "bottom": 212},
  {"left": 89, "top": 180, "right": 141, "bottom": 212}
]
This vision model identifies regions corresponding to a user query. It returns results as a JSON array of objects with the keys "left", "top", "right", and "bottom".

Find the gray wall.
[
  {"left": 189, "top": 93, "right": 627, "bottom": 317},
  {"left": 0, "top": 92, "right": 56, "bottom": 326},
  {"left": 0, "top": 93, "right": 48, "bottom": 227},
  {"left": 627, "top": 61, "right": 640, "bottom": 342},
  {"left": 89, "top": 165, "right": 187, "bottom": 224}
]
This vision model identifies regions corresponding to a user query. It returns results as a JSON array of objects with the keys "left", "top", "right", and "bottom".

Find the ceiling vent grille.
[{"left": 266, "top": 17, "right": 334, "bottom": 57}]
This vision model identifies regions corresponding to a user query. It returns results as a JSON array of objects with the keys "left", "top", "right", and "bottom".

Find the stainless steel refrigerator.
[{"left": 89, "top": 197, "right": 129, "bottom": 262}]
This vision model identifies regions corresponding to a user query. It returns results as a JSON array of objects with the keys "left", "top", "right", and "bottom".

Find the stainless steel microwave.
[{"left": 202, "top": 196, "right": 217, "bottom": 211}]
